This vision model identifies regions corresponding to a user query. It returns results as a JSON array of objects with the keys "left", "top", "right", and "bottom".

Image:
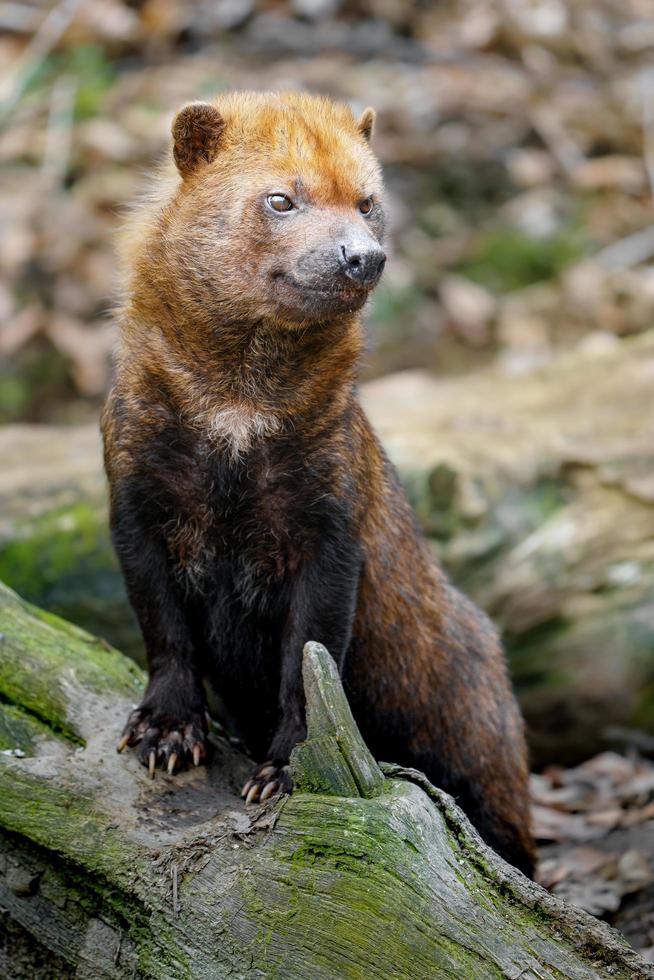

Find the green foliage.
[
  {"left": 0, "top": 341, "right": 74, "bottom": 424},
  {"left": 0, "top": 374, "right": 31, "bottom": 422},
  {"left": 369, "top": 283, "right": 421, "bottom": 326},
  {"left": 27, "top": 43, "right": 116, "bottom": 121},
  {"left": 459, "top": 226, "right": 584, "bottom": 293},
  {"left": 68, "top": 44, "right": 117, "bottom": 119},
  {"left": 424, "top": 160, "right": 513, "bottom": 216}
]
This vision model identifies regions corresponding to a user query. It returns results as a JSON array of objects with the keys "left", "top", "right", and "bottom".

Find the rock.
[
  {"left": 439, "top": 274, "right": 496, "bottom": 346},
  {"left": 571, "top": 155, "right": 646, "bottom": 193},
  {"left": 506, "top": 148, "right": 556, "bottom": 187},
  {"left": 291, "top": 0, "right": 341, "bottom": 22}
]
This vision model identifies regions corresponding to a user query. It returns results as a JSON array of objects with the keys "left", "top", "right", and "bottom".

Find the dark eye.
[
  {"left": 267, "top": 194, "right": 294, "bottom": 213},
  {"left": 359, "top": 197, "right": 374, "bottom": 215}
]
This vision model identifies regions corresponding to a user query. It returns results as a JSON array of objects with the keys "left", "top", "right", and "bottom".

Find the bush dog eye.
[{"left": 267, "top": 193, "right": 294, "bottom": 213}]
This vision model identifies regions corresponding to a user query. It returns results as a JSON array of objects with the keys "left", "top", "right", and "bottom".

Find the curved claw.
[
  {"left": 117, "top": 706, "right": 208, "bottom": 778},
  {"left": 242, "top": 762, "right": 293, "bottom": 806},
  {"left": 245, "top": 783, "right": 260, "bottom": 806},
  {"left": 260, "top": 780, "right": 279, "bottom": 802}
]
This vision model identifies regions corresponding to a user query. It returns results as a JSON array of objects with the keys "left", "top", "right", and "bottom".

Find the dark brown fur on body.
[{"left": 103, "top": 91, "right": 535, "bottom": 875}]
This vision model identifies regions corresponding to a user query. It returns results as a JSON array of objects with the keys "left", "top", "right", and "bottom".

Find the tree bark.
[
  {"left": 1, "top": 333, "right": 653, "bottom": 761},
  {"left": 0, "top": 581, "right": 651, "bottom": 979}
]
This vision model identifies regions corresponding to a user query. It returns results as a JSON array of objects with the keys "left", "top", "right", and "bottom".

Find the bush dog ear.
[
  {"left": 172, "top": 102, "right": 225, "bottom": 178},
  {"left": 357, "top": 107, "right": 375, "bottom": 142}
]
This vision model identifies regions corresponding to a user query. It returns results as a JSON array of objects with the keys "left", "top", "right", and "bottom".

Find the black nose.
[{"left": 339, "top": 242, "right": 386, "bottom": 285}]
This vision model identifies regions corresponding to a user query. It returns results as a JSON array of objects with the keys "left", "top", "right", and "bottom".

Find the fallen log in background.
[
  {"left": 363, "top": 331, "right": 654, "bottom": 765},
  {"left": 0, "top": 581, "right": 651, "bottom": 978},
  {"left": 2, "top": 334, "right": 654, "bottom": 764}
]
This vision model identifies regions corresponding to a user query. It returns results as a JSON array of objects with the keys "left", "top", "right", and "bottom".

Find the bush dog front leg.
[
  {"left": 111, "top": 482, "right": 208, "bottom": 776},
  {"left": 242, "top": 542, "right": 361, "bottom": 803}
]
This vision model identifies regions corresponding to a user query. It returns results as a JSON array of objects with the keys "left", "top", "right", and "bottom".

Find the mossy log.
[
  {"left": 1, "top": 333, "right": 654, "bottom": 763},
  {"left": 0, "top": 582, "right": 652, "bottom": 979}
]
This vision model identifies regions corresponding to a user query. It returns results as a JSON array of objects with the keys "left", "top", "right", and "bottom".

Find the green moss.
[
  {"left": 0, "top": 581, "right": 143, "bottom": 739},
  {"left": 0, "top": 764, "right": 143, "bottom": 885},
  {"left": 292, "top": 734, "right": 361, "bottom": 797},
  {"left": 289, "top": 841, "right": 373, "bottom": 872},
  {"left": 0, "top": 502, "right": 110, "bottom": 589},
  {"left": 0, "top": 503, "right": 142, "bottom": 663},
  {"left": 0, "top": 701, "right": 57, "bottom": 753},
  {"left": 240, "top": 789, "right": 499, "bottom": 979}
]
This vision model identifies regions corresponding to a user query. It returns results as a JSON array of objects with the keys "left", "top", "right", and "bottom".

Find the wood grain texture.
[{"left": 291, "top": 642, "right": 384, "bottom": 798}]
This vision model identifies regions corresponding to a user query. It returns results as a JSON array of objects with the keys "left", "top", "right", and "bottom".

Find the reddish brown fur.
[{"left": 103, "top": 91, "right": 535, "bottom": 875}]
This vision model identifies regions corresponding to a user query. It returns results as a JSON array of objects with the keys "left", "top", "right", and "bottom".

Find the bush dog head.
[{"left": 126, "top": 92, "right": 386, "bottom": 333}]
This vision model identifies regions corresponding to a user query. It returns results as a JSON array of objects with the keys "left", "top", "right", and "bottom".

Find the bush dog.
[{"left": 103, "top": 91, "right": 535, "bottom": 876}]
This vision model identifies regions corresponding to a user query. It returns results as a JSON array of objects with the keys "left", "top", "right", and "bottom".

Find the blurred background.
[
  {"left": 4, "top": 0, "right": 654, "bottom": 419},
  {"left": 2, "top": 0, "right": 654, "bottom": 953}
]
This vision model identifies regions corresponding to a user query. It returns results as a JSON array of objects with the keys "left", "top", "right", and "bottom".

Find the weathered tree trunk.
[
  {"left": 0, "top": 581, "right": 651, "bottom": 978},
  {"left": 1, "top": 333, "right": 653, "bottom": 763}
]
